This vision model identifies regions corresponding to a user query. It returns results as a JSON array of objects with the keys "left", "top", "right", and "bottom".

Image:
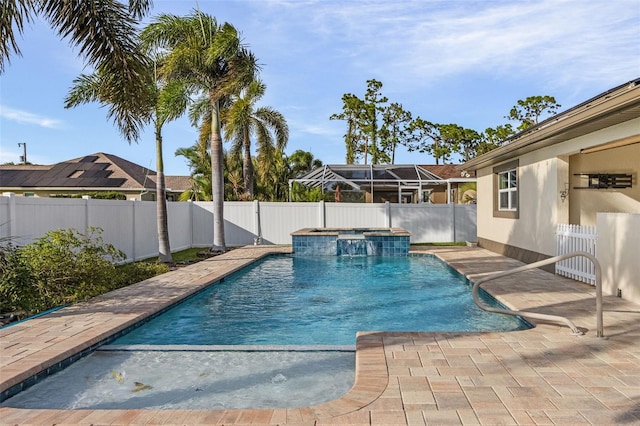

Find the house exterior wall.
[
  {"left": 597, "top": 213, "right": 640, "bottom": 304},
  {"left": 569, "top": 142, "right": 640, "bottom": 225},
  {"left": 477, "top": 155, "right": 565, "bottom": 258},
  {"left": 476, "top": 117, "right": 640, "bottom": 259}
]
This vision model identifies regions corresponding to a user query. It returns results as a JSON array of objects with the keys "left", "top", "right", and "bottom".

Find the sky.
[{"left": 1, "top": 0, "right": 639, "bottom": 176}]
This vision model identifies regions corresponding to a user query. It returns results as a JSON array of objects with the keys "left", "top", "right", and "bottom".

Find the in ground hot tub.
[{"left": 291, "top": 228, "right": 411, "bottom": 256}]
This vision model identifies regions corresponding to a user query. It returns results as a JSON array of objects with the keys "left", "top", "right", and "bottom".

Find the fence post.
[
  {"left": 131, "top": 200, "right": 137, "bottom": 261},
  {"left": 450, "top": 202, "right": 456, "bottom": 242},
  {"left": 188, "top": 200, "right": 194, "bottom": 249},
  {"left": 319, "top": 200, "right": 325, "bottom": 227},
  {"left": 81, "top": 195, "right": 91, "bottom": 232},
  {"left": 385, "top": 201, "right": 391, "bottom": 228},
  {"left": 2, "top": 192, "right": 16, "bottom": 239},
  {"left": 253, "top": 200, "right": 262, "bottom": 244}
]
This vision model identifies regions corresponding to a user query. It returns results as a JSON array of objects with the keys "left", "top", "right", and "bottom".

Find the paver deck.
[{"left": 1, "top": 245, "right": 639, "bottom": 425}]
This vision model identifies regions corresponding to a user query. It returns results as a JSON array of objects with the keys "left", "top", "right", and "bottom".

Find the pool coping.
[{"left": 1, "top": 245, "right": 640, "bottom": 424}]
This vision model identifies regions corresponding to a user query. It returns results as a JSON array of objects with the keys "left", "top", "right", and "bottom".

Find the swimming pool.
[
  {"left": 2, "top": 253, "right": 529, "bottom": 410},
  {"left": 113, "top": 254, "right": 529, "bottom": 346}
]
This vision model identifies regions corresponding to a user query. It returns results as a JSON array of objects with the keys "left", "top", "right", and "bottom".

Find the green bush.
[
  {"left": 50, "top": 191, "right": 127, "bottom": 200},
  {"left": 0, "top": 228, "right": 169, "bottom": 318},
  {"left": 0, "top": 244, "right": 37, "bottom": 313},
  {"left": 17, "top": 228, "right": 126, "bottom": 310},
  {"left": 116, "top": 262, "right": 170, "bottom": 287}
]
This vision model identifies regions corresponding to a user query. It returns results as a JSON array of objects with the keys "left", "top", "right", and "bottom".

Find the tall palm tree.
[
  {"left": 222, "top": 80, "right": 288, "bottom": 198},
  {"left": 141, "top": 12, "right": 257, "bottom": 251},
  {"left": 65, "top": 59, "right": 190, "bottom": 263},
  {"left": 1, "top": 1, "right": 153, "bottom": 128}
]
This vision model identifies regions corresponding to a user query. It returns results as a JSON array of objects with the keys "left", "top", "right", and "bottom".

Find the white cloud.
[
  {"left": 256, "top": 0, "right": 639, "bottom": 89},
  {"left": 391, "top": 0, "right": 639, "bottom": 86},
  {"left": 0, "top": 105, "right": 63, "bottom": 129}
]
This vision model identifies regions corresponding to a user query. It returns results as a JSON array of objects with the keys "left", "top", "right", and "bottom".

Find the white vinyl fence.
[
  {"left": 555, "top": 223, "right": 597, "bottom": 285},
  {"left": 1, "top": 193, "right": 476, "bottom": 261}
]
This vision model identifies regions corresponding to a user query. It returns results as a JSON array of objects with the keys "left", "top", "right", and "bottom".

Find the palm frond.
[{"left": 0, "top": 0, "right": 36, "bottom": 72}]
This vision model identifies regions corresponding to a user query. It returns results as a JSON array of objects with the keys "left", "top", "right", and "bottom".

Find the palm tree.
[
  {"left": 223, "top": 149, "right": 246, "bottom": 200},
  {"left": 255, "top": 146, "right": 289, "bottom": 201},
  {"left": 1, "top": 1, "right": 153, "bottom": 127},
  {"left": 222, "top": 80, "right": 288, "bottom": 198},
  {"left": 175, "top": 139, "right": 212, "bottom": 202},
  {"left": 65, "top": 59, "right": 190, "bottom": 263},
  {"left": 141, "top": 12, "right": 257, "bottom": 252}
]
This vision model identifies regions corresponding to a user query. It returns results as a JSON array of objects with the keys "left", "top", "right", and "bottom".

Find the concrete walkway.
[{"left": 1, "top": 246, "right": 639, "bottom": 425}]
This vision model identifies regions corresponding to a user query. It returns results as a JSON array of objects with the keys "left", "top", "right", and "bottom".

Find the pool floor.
[
  {"left": 3, "top": 348, "right": 355, "bottom": 410},
  {"left": 1, "top": 245, "right": 640, "bottom": 425}
]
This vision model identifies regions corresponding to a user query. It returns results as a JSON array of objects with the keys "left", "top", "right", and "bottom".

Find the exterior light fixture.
[{"left": 560, "top": 183, "right": 569, "bottom": 203}]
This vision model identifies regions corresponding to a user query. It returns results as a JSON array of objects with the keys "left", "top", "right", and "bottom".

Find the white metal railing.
[
  {"left": 472, "top": 252, "right": 604, "bottom": 337},
  {"left": 556, "top": 224, "right": 597, "bottom": 284}
]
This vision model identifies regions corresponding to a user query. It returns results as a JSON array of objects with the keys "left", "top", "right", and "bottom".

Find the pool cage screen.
[{"left": 289, "top": 164, "right": 460, "bottom": 203}]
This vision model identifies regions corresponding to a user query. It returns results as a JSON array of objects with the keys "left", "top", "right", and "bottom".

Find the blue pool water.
[{"left": 113, "top": 255, "right": 529, "bottom": 346}]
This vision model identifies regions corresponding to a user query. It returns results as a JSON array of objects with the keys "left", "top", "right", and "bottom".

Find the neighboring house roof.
[
  {"left": 421, "top": 164, "right": 474, "bottom": 180},
  {"left": 163, "top": 175, "right": 192, "bottom": 192},
  {"left": 0, "top": 153, "right": 191, "bottom": 193},
  {"left": 462, "top": 78, "right": 640, "bottom": 171}
]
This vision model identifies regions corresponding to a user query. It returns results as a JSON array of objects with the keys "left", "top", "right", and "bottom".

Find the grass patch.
[
  {"left": 144, "top": 247, "right": 236, "bottom": 264},
  {"left": 141, "top": 247, "right": 203, "bottom": 264}
]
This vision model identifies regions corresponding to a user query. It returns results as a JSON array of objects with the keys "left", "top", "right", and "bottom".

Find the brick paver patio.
[{"left": 1, "top": 245, "right": 639, "bottom": 425}]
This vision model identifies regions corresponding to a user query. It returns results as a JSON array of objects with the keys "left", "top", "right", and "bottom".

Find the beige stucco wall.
[
  {"left": 569, "top": 143, "right": 640, "bottom": 225},
  {"left": 476, "top": 117, "right": 640, "bottom": 257},
  {"left": 597, "top": 213, "right": 640, "bottom": 304},
  {"left": 477, "top": 155, "right": 566, "bottom": 256}
]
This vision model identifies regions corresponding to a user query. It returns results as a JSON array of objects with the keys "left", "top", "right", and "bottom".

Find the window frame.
[{"left": 493, "top": 160, "right": 519, "bottom": 219}]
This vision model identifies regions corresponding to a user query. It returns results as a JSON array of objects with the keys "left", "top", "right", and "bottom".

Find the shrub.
[
  {"left": 50, "top": 191, "right": 127, "bottom": 200},
  {"left": 0, "top": 228, "right": 172, "bottom": 318},
  {"left": 116, "top": 262, "right": 170, "bottom": 287},
  {"left": 0, "top": 244, "right": 36, "bottom": 313},
  {"left": 17, "top": 227, "right": 126, "bottom": 310}
]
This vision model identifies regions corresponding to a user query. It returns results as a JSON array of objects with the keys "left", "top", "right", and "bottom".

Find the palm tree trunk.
[
  {"left": 155, "top": 126, "right": 172, "bottom": 263},
  {"left": 210, "top": 95, "right": 226, "bottom": 251},
  {"left": 243, "top": 127, "right": 253, "bottom": 197}
]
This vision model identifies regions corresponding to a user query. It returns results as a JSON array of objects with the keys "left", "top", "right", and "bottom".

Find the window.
[
  {"left": 498, "top": 169, "right": 517, "bottom": 210},
  {"left": 493, "top": 160, "right": 519, "bottom": 219}
]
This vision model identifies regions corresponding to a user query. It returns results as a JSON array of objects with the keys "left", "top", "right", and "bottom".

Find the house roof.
[
  {"left": 0, "top": 153, "right": 191, "bottom": 192},
  {"left": 462, "top": 78, "right": 640, "bottom": 171},
  {"left": 163, "top": 175, "right": 192, "bottom": 192},
  {"left": 421, "top": 164, "right": 473, "bottom": 180}
]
